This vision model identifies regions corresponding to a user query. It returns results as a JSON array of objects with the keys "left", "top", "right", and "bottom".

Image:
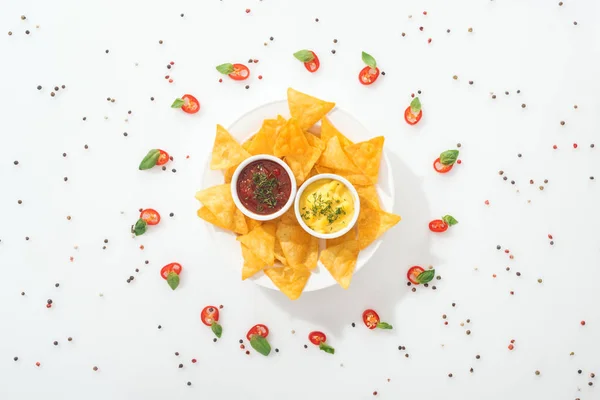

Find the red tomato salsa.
[{"left": 236, "top": 160, "right": 291, "bottom": 215}]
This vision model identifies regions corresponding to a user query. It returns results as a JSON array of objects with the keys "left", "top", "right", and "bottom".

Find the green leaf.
[
  {"left": 211, "top": 322, "right": 222, "bottom": 338},
  {"left": 167, "top": 272, "right": 180, "bottom": 290},
  {"left": 139, "top": 149, "right": 161, "bottom": 170},
  {"left": 362, "top": 51, "right": 377, "bottom": 69},
  {"left": 132, "top": 218, "right": 147, "bottom": 236},
  {"left": 216, "top": 63, "right": 234, "bottom": 74},
  {"left": 410, "top": 97, "right": 421, "bottom": 114},
  {"left": 293, "top": 50, "right": 314, "bottom": 63},
  {"left": 376, "top": 322, "right": 393, "bottom": 330},
  {"left": 442, "top": 215, "right": 458, "bottom": 226},
  {"left": 416, "top": 269, "right": 435, "bottom": 284},
  {"left": 319, "top": 342, "right": 335, "bottom": 354},
  {"left": 171, "top": 98, "right": 184, "bottom": 108},
  {"left": 250, "top": 335, "right": 271, "bottom": 356},
  {"left": 440, "top": 150, "right": 459, "bottom": 166}
]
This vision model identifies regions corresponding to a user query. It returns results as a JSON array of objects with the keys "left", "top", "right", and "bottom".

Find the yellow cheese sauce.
[{"left": 299, "top": 179, "right": 354, "bottom": 233}]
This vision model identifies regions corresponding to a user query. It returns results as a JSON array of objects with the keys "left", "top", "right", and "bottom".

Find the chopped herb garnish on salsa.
[{"left": 236, "top": 160, "right": 291, "bottom": 215}]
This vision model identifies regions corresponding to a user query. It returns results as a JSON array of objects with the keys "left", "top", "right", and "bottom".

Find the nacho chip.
[
  {"left": 284, "top": 145, "right": 322, "bottom": 186},
  {"left": 224, "top": 164, "right": 237, "bottom": 183},
  {"left": 245, "top": 216, "right": 262, "bottom": 232},
  {"left": 210, "top": 125, "right": 251, "bottom": 170},
  {"left": 242, "top": 135, "right": 254, "bottom": 152},
  {"left": 287, "top": 88, "right": 335, "bottom": 130},
  {"left": 264, "top": 264, "right": 311, "bottom": 300},
  {"left": 241, "top": 243, "right": 267, "bottom": 280},
  {"left": 318, "top": 137, "right": 362, "bottom": 173},
  {"left": 276, "top": 221, "right": 319, "bottom": 270},
  {"left": 237, "top": 223, "right": 276, "bottom": 266},
  {"left": 320, "top": 231, "right": 359, "bottom": 289},
  {"left": 247, "top": 119, "right": 279, "bottom": 156},
  {"left": 356, "top": 185, "right": 381, "bottom": 209},
  {"left": 344, "top": 136, "right": 384, "bottom": 184},
  {"left": 315, "top": 165, "right": 372, "bottom": 186},
  {"left": 273, "top": 118, "right": 310, "bottom": 158},
  {"left": 320, "top": 117, "right": 354, "bottom": 149},
  {"left": 274, "top": 239, "right": 288, "bottom": 265},
  {"left": 357, "top": 202, "right": 400, "bottom": 250},
  {"left": 304, "top": 131, "right": 326, "bottom": 151},
  {"left": 196, "top": 184, "right": 248, "bottom": 234}
]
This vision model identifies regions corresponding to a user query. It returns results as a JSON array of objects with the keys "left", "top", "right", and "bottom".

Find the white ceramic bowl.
[
  {"left": 294, "top": 173, "right": 361, "bottom": 239},
  {"left": 230, "top": 154, "right": 297, "bottom": 221}
]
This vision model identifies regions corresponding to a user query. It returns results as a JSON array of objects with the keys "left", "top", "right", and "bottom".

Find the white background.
[{"left": 1, "top": 0, "right": 599, "bottom": 399}]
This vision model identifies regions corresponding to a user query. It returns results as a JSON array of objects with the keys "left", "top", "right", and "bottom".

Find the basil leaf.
[
  {"left": 211, "top": 322, "right": 222, "bottom": 338},
  {"left": 250, "top": 335, "right": 271, "bottom": 356},
  {"left": 410, "top": 97, "right": 421, "bottom": 114},
  {"left": 293, "top": 50, "right": 314, "bottom": 63},
  {"left": 442, "top": 215, "right": 458, "bottom": 226},
  {"left": 319, "top": 342, "right": 335, "bottom": 354},
  {"left": 376, "top": 322, "right": 393, "bottom": 330},
  {"left": 132, "top": 218, "right": 147, "bottom": 236},
  {"left": 440, "top": 150, "right": 459, "bottom": 166},
  {"left": 416, "top": 269, "right": 435, "bottom": 284},
  {"left": 167, "top": 272, "right": 180, "bottom": 290},
  {"left": 362, "top": 51, "right": 377, "bottom": 69},
  {"left": 171, "top": 98, "right": 184, "bottom": 108},
  {"left": 139, "top": 149, "right": 161, "bottom": 170},
  {"left": 216, "top": 63, "right": 234, "bottom": 74}
]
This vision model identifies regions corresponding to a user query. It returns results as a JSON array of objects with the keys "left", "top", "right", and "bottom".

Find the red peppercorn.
[
  {"left": 423, "top": 11, "right": 428, "bottom": 15},
  {"left": 428, "top": 38, "right": 432, "bottom": 44},
  {"left": 510, "top": 339, "right": 515, "bottom": 343},
  {"left": 245, "top": 8, "right": 251, "bottom": 13},
  {"left": 253, "top": 59, "right": 258, "bottom": 63},
  {"left": 548, "top": 234, "right": 553, "bottom": 239},
  {"left": 484, "top": 200, "right": 489, "bottom": 205},
  {"left": 581, "top": 320, "right": 586, "bottom": 326},
  {"left": 508, "top": 344, "right": 514, "bottom": 350},
  {"left": 493, "top": 274, "right": 497, "bottom": 278},
  {"left": 505, "top": 250, "right": 509, "bottom": 254},
  {"left": 168, "top": 79, "right": 173, "bottom": 83},
  {"left": 245, "top": 350, "right": 250, "bottom": 355},
  {"left": 444, "top": 321, "right": 448, "bottom": 325},
  {"left": 419, "top": 26, "right": 424, "bottom": 31},
  {"left": 170, "top": 61, "right": 174, "bottom": 65},
  {"left": 240, "top": 344, "right": 245, "bottom": 349},
  {"left": 573, "top": 143, "right": 578, "bottom": 148},
  {"left": 553, "top": 145, "right": 558, "bottom": 149},
  {"left": 36, "top": 362, "right": 41, "bottom": 367},
  {"left": 191, "top": 359, "right": 197, "bottom": 363},
  {"left": 165, "top": 75, "right": 169, "bottom": 79},
  {"left": 258, "top": 75, "right": 263, "bottom": 80},
  {"left": 46, "top": 304, "right": 52, "bottom": 308},
  {"left": 457, "top": 159, "right": 462, "bottom": 164}
]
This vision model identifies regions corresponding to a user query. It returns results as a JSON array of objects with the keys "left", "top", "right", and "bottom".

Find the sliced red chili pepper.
[
  {"left": 433, "top": 158, "right": 454, "bottom": 173},
  {"left": 156, "top": 150, "right": 170, "bottom": 166},
  {"left": 201, "top": 306, "right": 220, "bottom": 326},
  {"left": 404, "top": 106, "right": 423, "bottom": 125},
  {"left": 407, "top": 266, "right": 425, "bottom": 285},
  {"left": 308, "top": 331, "right": 326, "bottom": 345},
  {"left": 140, "top": 209, "right": 161, "bottom": 225},
  {"left": 429, "top": 219, "right": 448, "bottom": 233},
  {"left": 160, "top": 263, "right": 182, "bottom": 279},
  {"left": 359, "top": 66, "right": 380, "bottom": 85},
  {"left": 246, "top": 324, "right": 269, "bottom": 340}
]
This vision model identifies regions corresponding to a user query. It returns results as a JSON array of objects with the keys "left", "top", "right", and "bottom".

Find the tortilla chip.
[
  {"left": 357, "top": 202, "right": 401, "bottom": 250},
  {"left": 237, "top": 223, "right": 276, "bottom": 266},
  {"left": 210, "top": 125, "right": 251, "bottom": 170},
  {"left": 356, "top": 185, "right": 381, "bottom": 209},
  {"left": 321, "top": 117, "right": 354, "bottom": 149},
  {"left": 287, "top": 88, "right": 335, "bottom": 130},
  {"left": 344, "top": 136, "right": 384, "bottom": 184},
  {"left": 284, "top": 145, "right": 322, "bottom": 185},
  {"left": 320, "top": 231, "right": 359, "bottom": 289},
  {"left": 241, "top": 243, "right": 267, "bottom": 280},
  {"left": 305, "top": 166, "right": 319, "bottom": 180},
  {"left": 224, "top": 164, "right": 237, "bottom": 183},
  {"left": 274, "top": 239, "right": 288, "bottom": 265},
  {"left": 276, "top": 222, "right": 319, "bottom": 270},
  {"left": 264, "top": 265, "right": 311, "bottom": 300},
  {"left": 247, "top": 119, "right": 279, "bottom": 156},
  {"left": 195, "top": 184, "right": 248, "bottom": 234},
  {"left": 314, "top": 165, "right": 372, "bottom": 186},
  {"left": 245, "top": 216, "right": 262, "bottom": 232},
  {"left": 242, "top": 135, "right": 254, "bottom": 152},
  {"left": 304, "top": 131, "right": 326, "bottom": 151},
  {"left": 318, "top": 137, "right": 362, "bottom": 173},
  {"left": 273, "top": 118, "right": 310, "bottom": 158}
]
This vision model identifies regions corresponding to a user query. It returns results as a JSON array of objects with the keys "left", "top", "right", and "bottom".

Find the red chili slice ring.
[
  {"left": 246, "top": 324, "right": 269, "bottom": 340},
  {"left": 308, "top": 331, "right": 326, "bottom": 345},
  {"left": 404, "top": 106, "right": 423, "bottom": 125},
  {"left": 407, "top": 266, "right": 425, "bottom": 285},
  {"left": 429, "top": 219, "right": 448, "bottom": 233},
  {"left": 156, "top": 150, "right": 170, "bottom": 166},
  {"left": 181, "top": 94, "right": 200, "bottom": 114},
  {"left": 433, "top": 157, "right": 454, "bottom": 173},
  {"left": 362, "top": 309, "right": 381, "bottom": 329},
  {"left": 229, "top": 64, "right": 250, "bottom": 81},
  {"left": 160, "top": 263, "right": 182, "bottom": 280},
  {"left": 359, "top": 66, "right": 380, "bottom": 85},
  {"left": 304, "top": 52, "right": 320, "bottom": 72},
  {"left": 200, "top": 306, "right": 219, "bottom": 326},
  {"left": 140, "top": 209, "right": 161, "bottom": 225}
]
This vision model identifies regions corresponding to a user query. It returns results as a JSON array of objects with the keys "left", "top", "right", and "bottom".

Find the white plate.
[{"left": 201, "top": 100, "right": 395, "bottom": 292}]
